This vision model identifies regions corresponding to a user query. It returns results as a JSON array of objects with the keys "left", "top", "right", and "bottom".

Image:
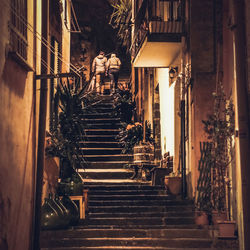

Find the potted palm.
[{"left": 46, "top": 78, "right": 89, "bottom": 195}]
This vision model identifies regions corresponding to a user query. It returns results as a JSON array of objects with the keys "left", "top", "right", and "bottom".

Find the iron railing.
[{"left": 131, "top": 0, "right": 185, "bottom": 59}]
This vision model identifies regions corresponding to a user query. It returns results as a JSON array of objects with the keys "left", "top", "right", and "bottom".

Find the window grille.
[{"left": 9, "top": 0, "right": 28, "bottom": 61}]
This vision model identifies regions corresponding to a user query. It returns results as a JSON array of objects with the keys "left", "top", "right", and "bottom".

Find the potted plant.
[
  {"left": 164, "top": 171, "right": 182, "bottom": 196},
  {"left": 117, "top": 121, "right": 155, "bottom": 180},
  {"left": 201, "top": 82, "right": 235, "bottom": 232},
  {"left": 46, "top": 78, "right": 89, "bottom": 191},
  {"left": 117, "top": 120, "right": 154, "bottom": 154},
  {"left": 113, "top": 85, "right": 135, "bottom": 124}
]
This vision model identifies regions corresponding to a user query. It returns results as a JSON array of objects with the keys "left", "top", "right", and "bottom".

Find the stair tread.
[
  {"left": 81, "top": 148, "right": 123, "bottom": 150},
  {"left": 79, "top": 169, "right": 132, "bottom": 173}
]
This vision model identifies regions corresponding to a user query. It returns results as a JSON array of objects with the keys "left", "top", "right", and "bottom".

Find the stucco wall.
[
  {"left": 0, "top": 25, "right": 36, "bottom": 250},
  {"left": 189, "top": 0, "right": 217, "bottom": 199},
  {"left": 0, "top": 1, "right": 36, "bottom": 250}
]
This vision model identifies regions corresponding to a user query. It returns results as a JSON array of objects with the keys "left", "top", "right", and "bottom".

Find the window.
[
  {"left": 158, "top": 0, "right": 181, "bottom": 21},
  {"left": 9, "top": 0, "right": 28, "bottom": 61}
]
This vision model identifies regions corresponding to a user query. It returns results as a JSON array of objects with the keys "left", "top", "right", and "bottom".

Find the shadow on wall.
[
  {"left": 186, "top": 172, "right": 193, "bottom": 197},
  {"left": 0, "top": 192, "right": 11, "bottom": 250},
  {"left": 2, "top": 57, "right": 28, "bottom": 98}
]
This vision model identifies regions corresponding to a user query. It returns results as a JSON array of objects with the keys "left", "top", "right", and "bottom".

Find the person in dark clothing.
[
  {"left": 106, "top": 53, "right": 121, "bottom": 94},
  {"left": 92, "top": 51, "right": 107, "bottom": 94}
]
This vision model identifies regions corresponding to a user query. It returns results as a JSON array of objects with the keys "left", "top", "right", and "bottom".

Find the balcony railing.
[{"left": 131, "top": 0, "right": 184, "bottom": 59}]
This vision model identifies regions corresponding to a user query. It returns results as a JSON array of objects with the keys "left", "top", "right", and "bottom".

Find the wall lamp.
[{"left": 169, "top": 67, "right": 178, "bottom": 80}]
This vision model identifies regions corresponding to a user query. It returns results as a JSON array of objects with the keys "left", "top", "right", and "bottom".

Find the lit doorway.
[{"left": 157, "top": 68, "right": 175, "bottom": 157}]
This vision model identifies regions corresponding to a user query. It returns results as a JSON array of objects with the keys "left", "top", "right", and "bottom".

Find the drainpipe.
[
  {"left": 33, "top": 0, "right": 49, "bottom": 249},
  {"left": 30, "top": 0, "right": 37, "bottom": 248},
  {"left": 180, "top": 37, "right": 187, "bottom": 199},
  {"left": 231, "top": 0, "right": 250, "bottom": 249}
]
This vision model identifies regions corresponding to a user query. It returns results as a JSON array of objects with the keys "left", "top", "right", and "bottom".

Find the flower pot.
[
  {"left": 218, "top": 221, "right": 236, "bottom": 238},
  {"left": 164, "top": 176, "right": 182, "bottom": 195},
  {"left": 195, "top": 211, "right": 209, "bottom": 226},
  {"left": 212, "top": 210, "right": 227, "bottom": 225},
  {"left": 133, "top": 144, "right": 154, "bottom": 164}
]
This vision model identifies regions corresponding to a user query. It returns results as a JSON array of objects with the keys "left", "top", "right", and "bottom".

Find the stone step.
[
  {"left": 85, "top": 123, "right": 121, "bottom": 129},
  {"left": 81, "top": 117, "right": 120, "bottom": 123},
  {"left": 41, "top": 237, "right": 213, "bottom": 248},
  {"left": 88, "top": 211, "right": 195, "bottom": 218},
  {"left": 76, "top": 224, "right": 201, "bottom": 230},
  {"left": 86, "top": 185, "right": 166, "bottom": 190},
  {"left": 87, "top": 189, "right": 167, "bottom": 195},
  {"left": 80, "top": 169, "right": 133, "bottom": 179},
  {"left": 82, "top": 162, "right": 131, "bottom": 169},
  {"left": 41, "top": 228, "right": 209, "bottom": 239},
  {"left": 88, "top": 205, "right": 194, "bottom": 213},
  {"left": 88, "top": 199, "right": 193, "bottom": 207},
  {"left": 83, "top": 135, "right": 117, "bottom": 142},
  {"left": 82, "top": 180, "right": 150, "bottom": 186},
  {"left": 81, "top": 217, "right": 195, "bottom": 226},
  {"left": 84, "top": 129, "right": 120, "bottom": 136},
  {"left": 41, "top": 248, "right": 237, "bottom": 250},
  {"left": 88, "top": 194, "right": 178, "bottom": 201},
  {"left": 81, "top": 148, "right": 123, "bottom": 155},
  {"left": 81, "top": 113, "right": 118, "bottom": 119},
  {"left": 80, "top": 141, "right": 122, "bottom": 148},
  {"left": 83, "top": 154, "right": 133, "bottom": 162},
  {"left": 86, "top": 106, "right": 115, "bottom": 112}
]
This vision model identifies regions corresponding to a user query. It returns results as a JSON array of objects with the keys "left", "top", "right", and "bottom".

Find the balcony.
[{"left": 131, "top": 0, "right": 184, "bottom": 67}]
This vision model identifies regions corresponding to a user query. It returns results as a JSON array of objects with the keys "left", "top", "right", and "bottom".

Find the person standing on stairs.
[
  {"left": 92, "top": 51, "right": 107, "bottom": 95},
  {"left": 106, "top": 53, "right": 121, "bottom": 94}
]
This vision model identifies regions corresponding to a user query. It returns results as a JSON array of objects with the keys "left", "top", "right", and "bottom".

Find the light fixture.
[{"left": 169, "top": 67, "right": 178, "bottom": 80}]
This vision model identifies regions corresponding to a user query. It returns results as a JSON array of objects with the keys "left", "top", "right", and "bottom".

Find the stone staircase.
[
  {"left": 41, "top": 94, "right": 238, "bottom": 250},
  {"left": 78, "top": 94, "right": 135, "bottom": 184}
]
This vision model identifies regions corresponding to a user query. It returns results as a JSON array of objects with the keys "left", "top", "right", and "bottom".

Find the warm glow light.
[{"left": 158, "top": 68, "right": 175, "bottom": 157}]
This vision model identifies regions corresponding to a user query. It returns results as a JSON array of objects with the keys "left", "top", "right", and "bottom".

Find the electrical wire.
[{"left": 3, "top": 0, "right": 81, "bottom": 77}]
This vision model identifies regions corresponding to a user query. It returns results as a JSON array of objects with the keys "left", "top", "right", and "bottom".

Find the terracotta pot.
[
  {"left": 218, "top": 221, "right": 236, "bottom": 238},
  {"left": 164, "top": 176, "right": 182, "bottom": 195},
  {"left": 195, "top": 211, "right": 209, "bottom": 226},
  {"left": 212, "top": 210, "right": 227, "bottom": 225}
]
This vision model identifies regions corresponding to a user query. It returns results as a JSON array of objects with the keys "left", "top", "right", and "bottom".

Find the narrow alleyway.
[{"left": 40, "top": 81, "right": 238, "bottom": 249}]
